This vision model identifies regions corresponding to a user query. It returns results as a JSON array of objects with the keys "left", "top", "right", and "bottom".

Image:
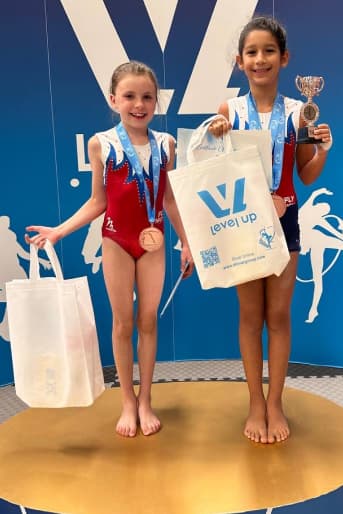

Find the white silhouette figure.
[
  {"left": 81, "top": 214, "right": 104, "bottom": 274},
  {"left": 0, "top": 216, "right": 51, "bottom": 341},
  {"left": 298, "top": 188, "right": 343, "bottom": 323}
]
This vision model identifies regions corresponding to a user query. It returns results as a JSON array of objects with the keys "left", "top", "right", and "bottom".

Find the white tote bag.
[
  {"left": 169, "top": 145, "right": 290, "bottom": 289},
  {"left": 6, "top": 241, "right": 105, "bottom": 407},
  {"left": 178, "top": 114, "right": 273, "bottom": 187}
]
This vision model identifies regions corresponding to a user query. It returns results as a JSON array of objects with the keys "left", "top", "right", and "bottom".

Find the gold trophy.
[{"left": 295, "top": 75, "right": 325, "bottom": 143}]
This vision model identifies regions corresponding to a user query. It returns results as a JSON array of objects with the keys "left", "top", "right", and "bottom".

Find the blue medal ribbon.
[
  {"left": 116, "top": 122, "right": 161, "bottom": 224},
  {"left": 246, "top": 91, "right": 285, "bottom": 191}
]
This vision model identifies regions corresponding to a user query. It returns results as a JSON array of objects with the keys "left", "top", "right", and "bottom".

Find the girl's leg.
[
  {"left": 236, "top": 280, "right": 266, "bottom": 443},
  {"left": 102, "top": 238, "right": 137, "bottom": 437},
  {"left": 135, "top": 246, "right": 165, "bottom": 435},
  {"left": 265, "top": 252, "right": 298, "bottom": 443}
]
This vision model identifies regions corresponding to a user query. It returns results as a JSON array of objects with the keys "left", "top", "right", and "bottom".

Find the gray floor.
[{"left": 1, "top": 360, "right": 343, "bottom": 423}]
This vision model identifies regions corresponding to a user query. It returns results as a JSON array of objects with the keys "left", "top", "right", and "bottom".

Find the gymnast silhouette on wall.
[
  {"left": 298, "top": 187, "right": 343, "bottom": 323},
  {"left": 81, "top": 214, "right": 104, "bottom": 274},
  {"left": 0, "top": 215, "right": 51, "bottom": 341}
]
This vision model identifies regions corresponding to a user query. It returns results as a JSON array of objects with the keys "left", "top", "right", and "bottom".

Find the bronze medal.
[
  {"left": 272, "top": 194, "right": 286, "bottom": 218},
  {"left": 139, "top": 226, "right": 164, "bottom": 252}
]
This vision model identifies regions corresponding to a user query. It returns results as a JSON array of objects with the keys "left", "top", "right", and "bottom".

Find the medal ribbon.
[
  {"left": 116, "top": 122, "right": 161, "bottom": 224},
  {"left": 246, "top": 91, "right": 285, "bottom": 191}
]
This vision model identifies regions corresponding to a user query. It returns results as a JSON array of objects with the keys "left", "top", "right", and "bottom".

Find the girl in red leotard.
[{"left": 25, "top": 61, "right": 193, "bottom": 437}]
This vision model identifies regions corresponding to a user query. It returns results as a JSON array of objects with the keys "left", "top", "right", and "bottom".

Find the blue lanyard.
[
  {"left": 246, "top": 91, "right": 285, "bottom": 191},
  {"left": 116, "top": 122, "right": 161, "bottom": 224}
]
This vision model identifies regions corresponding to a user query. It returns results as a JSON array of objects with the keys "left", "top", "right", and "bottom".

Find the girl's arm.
[
  {"left": 25, "top": 136, "right": 107, "bottom": 248},
  {"left": 163, "top": 136, "right": 194, "bottom": 277},
  {"left": 296, "top": 123, "right": 332, "bottom": 185}
]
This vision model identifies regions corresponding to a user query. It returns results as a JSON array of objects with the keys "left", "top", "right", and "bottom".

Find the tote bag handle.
[
  {"left": 186, "top": 114, "right": 233, "bottom": 164},
  {"left": 29, "top": 240, "right": 64, "bottom": 280}
]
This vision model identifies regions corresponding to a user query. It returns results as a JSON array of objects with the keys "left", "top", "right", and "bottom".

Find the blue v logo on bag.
[
  {"left": 196, "top": 177, "right": 258, "bottom": 236},
  {"left": 197, "top": 178, "right": 247, "bottom": 218}
]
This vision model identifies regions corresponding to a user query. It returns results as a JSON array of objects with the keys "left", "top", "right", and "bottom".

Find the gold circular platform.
[{"left": 0, "top": 382, "right": 343, "bottom": 514}]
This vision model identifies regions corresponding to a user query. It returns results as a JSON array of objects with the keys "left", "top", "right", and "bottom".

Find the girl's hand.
[
  {"left": 208, "top": 118, "right": 231, "bottom": 138},
  {"left": 181, "top": 244, "right": 194, "bottom": 279},
  {"left": 25, "top": 226, "right": 60, "bottom": 249},
  {"left": 313, "top": 123, "right": 332, "bottom": 151}
]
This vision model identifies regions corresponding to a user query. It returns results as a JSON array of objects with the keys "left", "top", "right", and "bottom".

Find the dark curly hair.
[{"left": 238, "top": 16, "right": 287, "bottom": 56}]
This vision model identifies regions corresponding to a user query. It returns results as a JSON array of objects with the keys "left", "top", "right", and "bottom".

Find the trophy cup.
[{"left": 295, "top": 75, "right": 325, "bottom": 143}]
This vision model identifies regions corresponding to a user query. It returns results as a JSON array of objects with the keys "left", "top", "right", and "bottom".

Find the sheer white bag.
[{"left": 6, "top": 241, "right": 105, "bottom": 407}]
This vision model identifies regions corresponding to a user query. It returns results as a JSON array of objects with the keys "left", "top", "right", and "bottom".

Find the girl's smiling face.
[
  {"left": 110, "top": 73, "right": 157, "bottom": 133},
  {"left": 236, "top": 29, "right": 289, "bottom": 90}
]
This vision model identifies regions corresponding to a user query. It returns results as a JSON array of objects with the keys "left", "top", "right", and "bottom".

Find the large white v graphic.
[{"left": 59, "top": 0, "right": 174, "bottom": 113}]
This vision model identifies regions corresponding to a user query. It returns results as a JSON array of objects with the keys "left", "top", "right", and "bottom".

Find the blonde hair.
[{"left": 109, "top": 61, "right": 159, "bottom": 97}]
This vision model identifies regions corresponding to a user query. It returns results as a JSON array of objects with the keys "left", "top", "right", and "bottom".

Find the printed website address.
[{"left": 223, "top": 254, "right": 265, "bottom": 270}]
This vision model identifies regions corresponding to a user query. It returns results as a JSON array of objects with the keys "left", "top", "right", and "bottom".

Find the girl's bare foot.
[
  {"left": 116, "top": 398, "right": 138, "bottom": 437},
  {"left": 267, "top": 402, "right": 290, "bottom": 443},
  {"left": 244, "top": 399, "right": 268, "bottom": 443},
  {"left": 137, "top": 399, "right": 161, "bottom": 436}
]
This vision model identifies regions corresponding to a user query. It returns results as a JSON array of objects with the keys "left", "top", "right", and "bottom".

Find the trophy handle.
[
  {"left": 295, "top": 75, "right": 303, "bottom": 92},
  {"left": 317, "top": 77, "right": 325, "bottom": 93}
]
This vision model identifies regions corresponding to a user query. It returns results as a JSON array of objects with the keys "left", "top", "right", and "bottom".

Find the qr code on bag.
[{"left": 200, "top": 246, "right": 220, "bottom": 268}]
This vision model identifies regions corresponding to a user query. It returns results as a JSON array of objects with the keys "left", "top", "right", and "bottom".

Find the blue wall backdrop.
[{"left": 1, "top": 0, "right": 342, "bottom": 385}]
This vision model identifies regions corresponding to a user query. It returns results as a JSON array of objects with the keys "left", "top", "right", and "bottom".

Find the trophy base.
[{"left": 297, "top": 126, "right": 323, "bottom": 145}]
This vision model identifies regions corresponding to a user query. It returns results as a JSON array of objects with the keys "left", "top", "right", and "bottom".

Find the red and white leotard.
[
  {"left": 96, "top": 126, "right": 172, "bottom": 259},
  {"left": 227, "top": 95, "right": 303, "bottom": 251},
  {"left": 227, "top": 95, "right": 302, "bottom": 206}
]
